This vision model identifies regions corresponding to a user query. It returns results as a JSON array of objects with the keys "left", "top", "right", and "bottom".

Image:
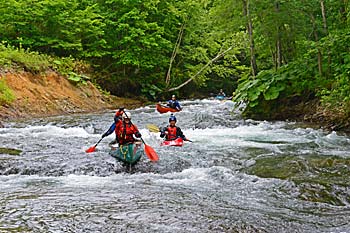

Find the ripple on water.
[{"left": 1, "top": 99, "right": 350, "bottom": 232}]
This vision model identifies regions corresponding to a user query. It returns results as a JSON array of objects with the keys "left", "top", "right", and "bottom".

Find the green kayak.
[{"left": 109, "top": 142, "right": 144, "bottom": 165}]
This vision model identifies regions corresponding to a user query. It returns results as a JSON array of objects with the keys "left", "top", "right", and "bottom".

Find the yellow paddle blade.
[{"left": 146, "top": 124, "right": 160, "bottom": 133}]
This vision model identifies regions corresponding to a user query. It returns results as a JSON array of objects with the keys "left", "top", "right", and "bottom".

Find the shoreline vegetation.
[
  {"left": 0, "top": 41, "right": 349, "bottom": 134},
  {"left": 0, "top": 44, "right": 145, "bottom": 125},
  {"left": 0, "top": 72, "right": 349, "bottom": 135},
  {"left": 0, "top": 69, "right": 347, "bottom": 135}
]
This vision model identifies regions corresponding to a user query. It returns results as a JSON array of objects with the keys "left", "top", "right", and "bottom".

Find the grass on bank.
[
  {"left": 0, "top": 78, "right": 15, "bottom": 105},
  {"left": 0, "top": 42, "right": 91, "bottom": 85}
]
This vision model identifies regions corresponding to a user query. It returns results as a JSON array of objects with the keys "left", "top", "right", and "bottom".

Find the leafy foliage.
[
  {"left": 67, "top": 72, "right": 90, "bottom": 85},
  {"left": 1, "top": 0, "right": 350, "bottom": 125},
  {"left": 319, "top": 31, "right": 350, "bottom": 115},
  {"left": 226, "top": 0, "right": 350, "bottom": 123},
  {"left": 0, "top": 43, "right": 51, "bottom": 73},
  {"left": 0, "top": 42, "right": 91, "bottom": 86},
  {"left": 0, "top": 0, "right": 106, "bottom": 58},
  {"left": 0, "top": 78, "right": 15, "bottom": 105}
]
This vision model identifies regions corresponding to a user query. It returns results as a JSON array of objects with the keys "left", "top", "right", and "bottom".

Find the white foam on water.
[{"left": 0, "top": 125, "right": 93, "bottom": 139}]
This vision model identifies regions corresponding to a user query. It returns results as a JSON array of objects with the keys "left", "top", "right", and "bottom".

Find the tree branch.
[
  {"left": 167, "top": 46, "right": 233, "bottom": 92},
  {"left": 166, "top": 23, "right": 185, "bottom": 86}
]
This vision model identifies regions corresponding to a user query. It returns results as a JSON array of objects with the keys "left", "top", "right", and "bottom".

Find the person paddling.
[
  {"left": 102, "top": 111, "right": 143, "bottom": 169},
  {"left": 160, "top": 114, "right": 189, "bottom": 141},
  {"left": 167, "top": 95, "right": 182, "bottom": 111},
  {"left": 87, "top": 109, "right": 158, "bottom": 163},
  {"left": 217, "top": 89, "right": 226, "bottom": 97},
  {"left": 102, "top": 107, "right": 125, "bottom": 145},
  {"left": 102, "top": 111, "right": 142, "bottom": 145}
]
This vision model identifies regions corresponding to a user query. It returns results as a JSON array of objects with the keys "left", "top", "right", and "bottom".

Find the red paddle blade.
[
  {"left": 85, "top": 146, "right": 96, "bottom": 153},
  {"left": 144, "top": 144, "right": 159, "bottom": 161}
]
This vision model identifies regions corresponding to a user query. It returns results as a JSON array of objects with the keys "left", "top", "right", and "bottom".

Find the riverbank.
[
  {"left": 1, "top": 71, "right": 349, "bottom": 134},
  {"left": 243, "top": 96, "right": 350, "bottom": 134},
  {"left": 0, "top": 71, "right": 144, "bottom": 125}
]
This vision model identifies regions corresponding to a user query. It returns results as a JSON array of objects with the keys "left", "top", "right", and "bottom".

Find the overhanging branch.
[{"left": 167, "top": 46, "right": 233, "bottom": 92}]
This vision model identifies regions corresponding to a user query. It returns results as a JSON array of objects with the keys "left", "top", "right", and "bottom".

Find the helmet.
[
  {"left": 169, "top": 114, "right": 177, "bottom": 122},
  {"left": 172, "top": 95, "right": 176, "bottom": 98},
  {"left": 122, "top": 111, "right": 131, "bottom": 120}
]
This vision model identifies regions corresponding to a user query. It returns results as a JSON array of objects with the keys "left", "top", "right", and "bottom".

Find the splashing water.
[{"left": 1, "top": 99, "right": 350, "bottom": 232}]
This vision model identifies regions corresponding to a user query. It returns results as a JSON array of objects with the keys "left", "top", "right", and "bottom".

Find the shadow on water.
[{"left": 244, "top": 154, "right": 350, "bottom": 206}]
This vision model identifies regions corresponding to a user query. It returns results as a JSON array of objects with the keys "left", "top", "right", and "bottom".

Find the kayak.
[
  {"left": 156, "top": 103, "right": 181, "bottom": 114},
  {"left": 215, "top": 95, "right": 225, "bottom": 100},
  {"left": 160, "top": 137, "right": 184, "bottom": 147},
  {"left": 109, "top": 142, "right": 144, "bottom": 165}
]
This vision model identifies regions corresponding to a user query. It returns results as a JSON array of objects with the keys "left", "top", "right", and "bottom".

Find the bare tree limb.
[
  {"left": 167, "top": 46, "right": 233, "bottom": 92},
  {"left": 166, "top": 23, "right": 185, "bottom": 86}
]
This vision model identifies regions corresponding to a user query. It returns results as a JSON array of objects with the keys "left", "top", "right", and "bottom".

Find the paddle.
[
  {"left": 140, "top": 138, "right": 159, "bottom": 162},
  {"left": 146, "top": 124, "right": 161, "bottom": 133},
  {"left": 146, "top": 124, "right": 193, "bottom": 142},
  {"left": 124, "top": 113, "right": 159, "bottom": 162},
  {"left": 85, "top": 137, "right": 103, "bottom": 153}
]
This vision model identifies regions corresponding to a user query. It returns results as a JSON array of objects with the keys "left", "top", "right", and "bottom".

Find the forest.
[{"left": 0, "top": 0, "right": 349, "bottom": 130}]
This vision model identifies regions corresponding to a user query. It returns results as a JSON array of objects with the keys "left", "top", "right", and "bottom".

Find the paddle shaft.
[
  {"left": 86, "top": 137, "right": 103, "bottom": 153},
  {"left": 94, "top": 138, "right": 103, "bottom": 147}
]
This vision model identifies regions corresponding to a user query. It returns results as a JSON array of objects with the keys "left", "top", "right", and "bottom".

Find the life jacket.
[
  {"left": 115, "top": 121, "right": 138, "bottom": 144},
  {"left": 168, "top": 100, "right": 176, "bottom": 109},
  {"left": 166, "top": 126, "right": 177, "bottom": 140}
]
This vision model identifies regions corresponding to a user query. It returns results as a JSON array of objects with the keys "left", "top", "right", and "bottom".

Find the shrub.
[{"left": 0, "top": 78, "right": 15, "bottom": 105}]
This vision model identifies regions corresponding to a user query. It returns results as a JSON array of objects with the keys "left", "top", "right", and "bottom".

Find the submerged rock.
[{"left": 0, "top": 147, "right": 22, "bottom": 155}]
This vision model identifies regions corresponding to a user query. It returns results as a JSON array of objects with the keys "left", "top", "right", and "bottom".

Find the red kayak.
[
  {"left": 156, "top": 103, "right": 181, "bottom": 114},
  {"left": 160, "top": 138, "right": 184, "bottom": 147}
]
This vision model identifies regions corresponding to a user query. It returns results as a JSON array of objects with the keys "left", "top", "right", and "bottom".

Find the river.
[{"left": 1, "top": 99, "right": 350, "bottom": 233}]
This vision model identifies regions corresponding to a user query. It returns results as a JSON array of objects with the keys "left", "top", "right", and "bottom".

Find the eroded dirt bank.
[{"left": 0, "top": 72, "right": 144, "bottom": 123}]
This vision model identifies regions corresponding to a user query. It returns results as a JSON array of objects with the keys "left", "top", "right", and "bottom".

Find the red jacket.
[{"left": 115, "top": 120, "right": 141, "bottom": 145}]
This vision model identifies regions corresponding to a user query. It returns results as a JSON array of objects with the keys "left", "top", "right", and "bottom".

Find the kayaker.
[
  {"left": 160, "top": 114, "right": 188, "bottom": 141},
  {"left": 217, "top": 89, "right": 226, "bottom": 97},
  {"left": 102, "top": 111, "right": 142, "bottom": 145},
  {"left": 102, "top": 107, "right": 125, "bottom": 145},
  {"left": 167, "top": 95, "right": 182, "bottom": 111}
]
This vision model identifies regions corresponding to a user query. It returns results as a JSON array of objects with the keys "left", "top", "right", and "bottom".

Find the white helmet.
[{"left": 122, "top": 111, "right": 131, "bottom": 120}]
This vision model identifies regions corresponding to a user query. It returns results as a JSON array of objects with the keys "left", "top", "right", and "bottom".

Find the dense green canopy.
[{"left": 0, "top": 0, "right": 349, "bottom": 120}]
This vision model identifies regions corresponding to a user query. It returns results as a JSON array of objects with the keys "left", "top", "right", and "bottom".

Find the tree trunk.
[
  {"left": 320, "top": 0, "right": 328, "bottom": 34},
  {"left": 243, "top": 0, "right": 257, "bottom": 77},
  {"left": 275, "top": 1, "right": 282, "bottom": 69},
  {"left": 320, "top": 0, "right": 330, "bottom": 76},
  {"left": 310, "top": 14, "right": 323, "bottom": 77}
]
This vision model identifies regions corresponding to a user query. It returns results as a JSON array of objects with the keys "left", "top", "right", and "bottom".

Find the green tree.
[{"left": 0, "top": 0, "right": 105, "bottom": 58}]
